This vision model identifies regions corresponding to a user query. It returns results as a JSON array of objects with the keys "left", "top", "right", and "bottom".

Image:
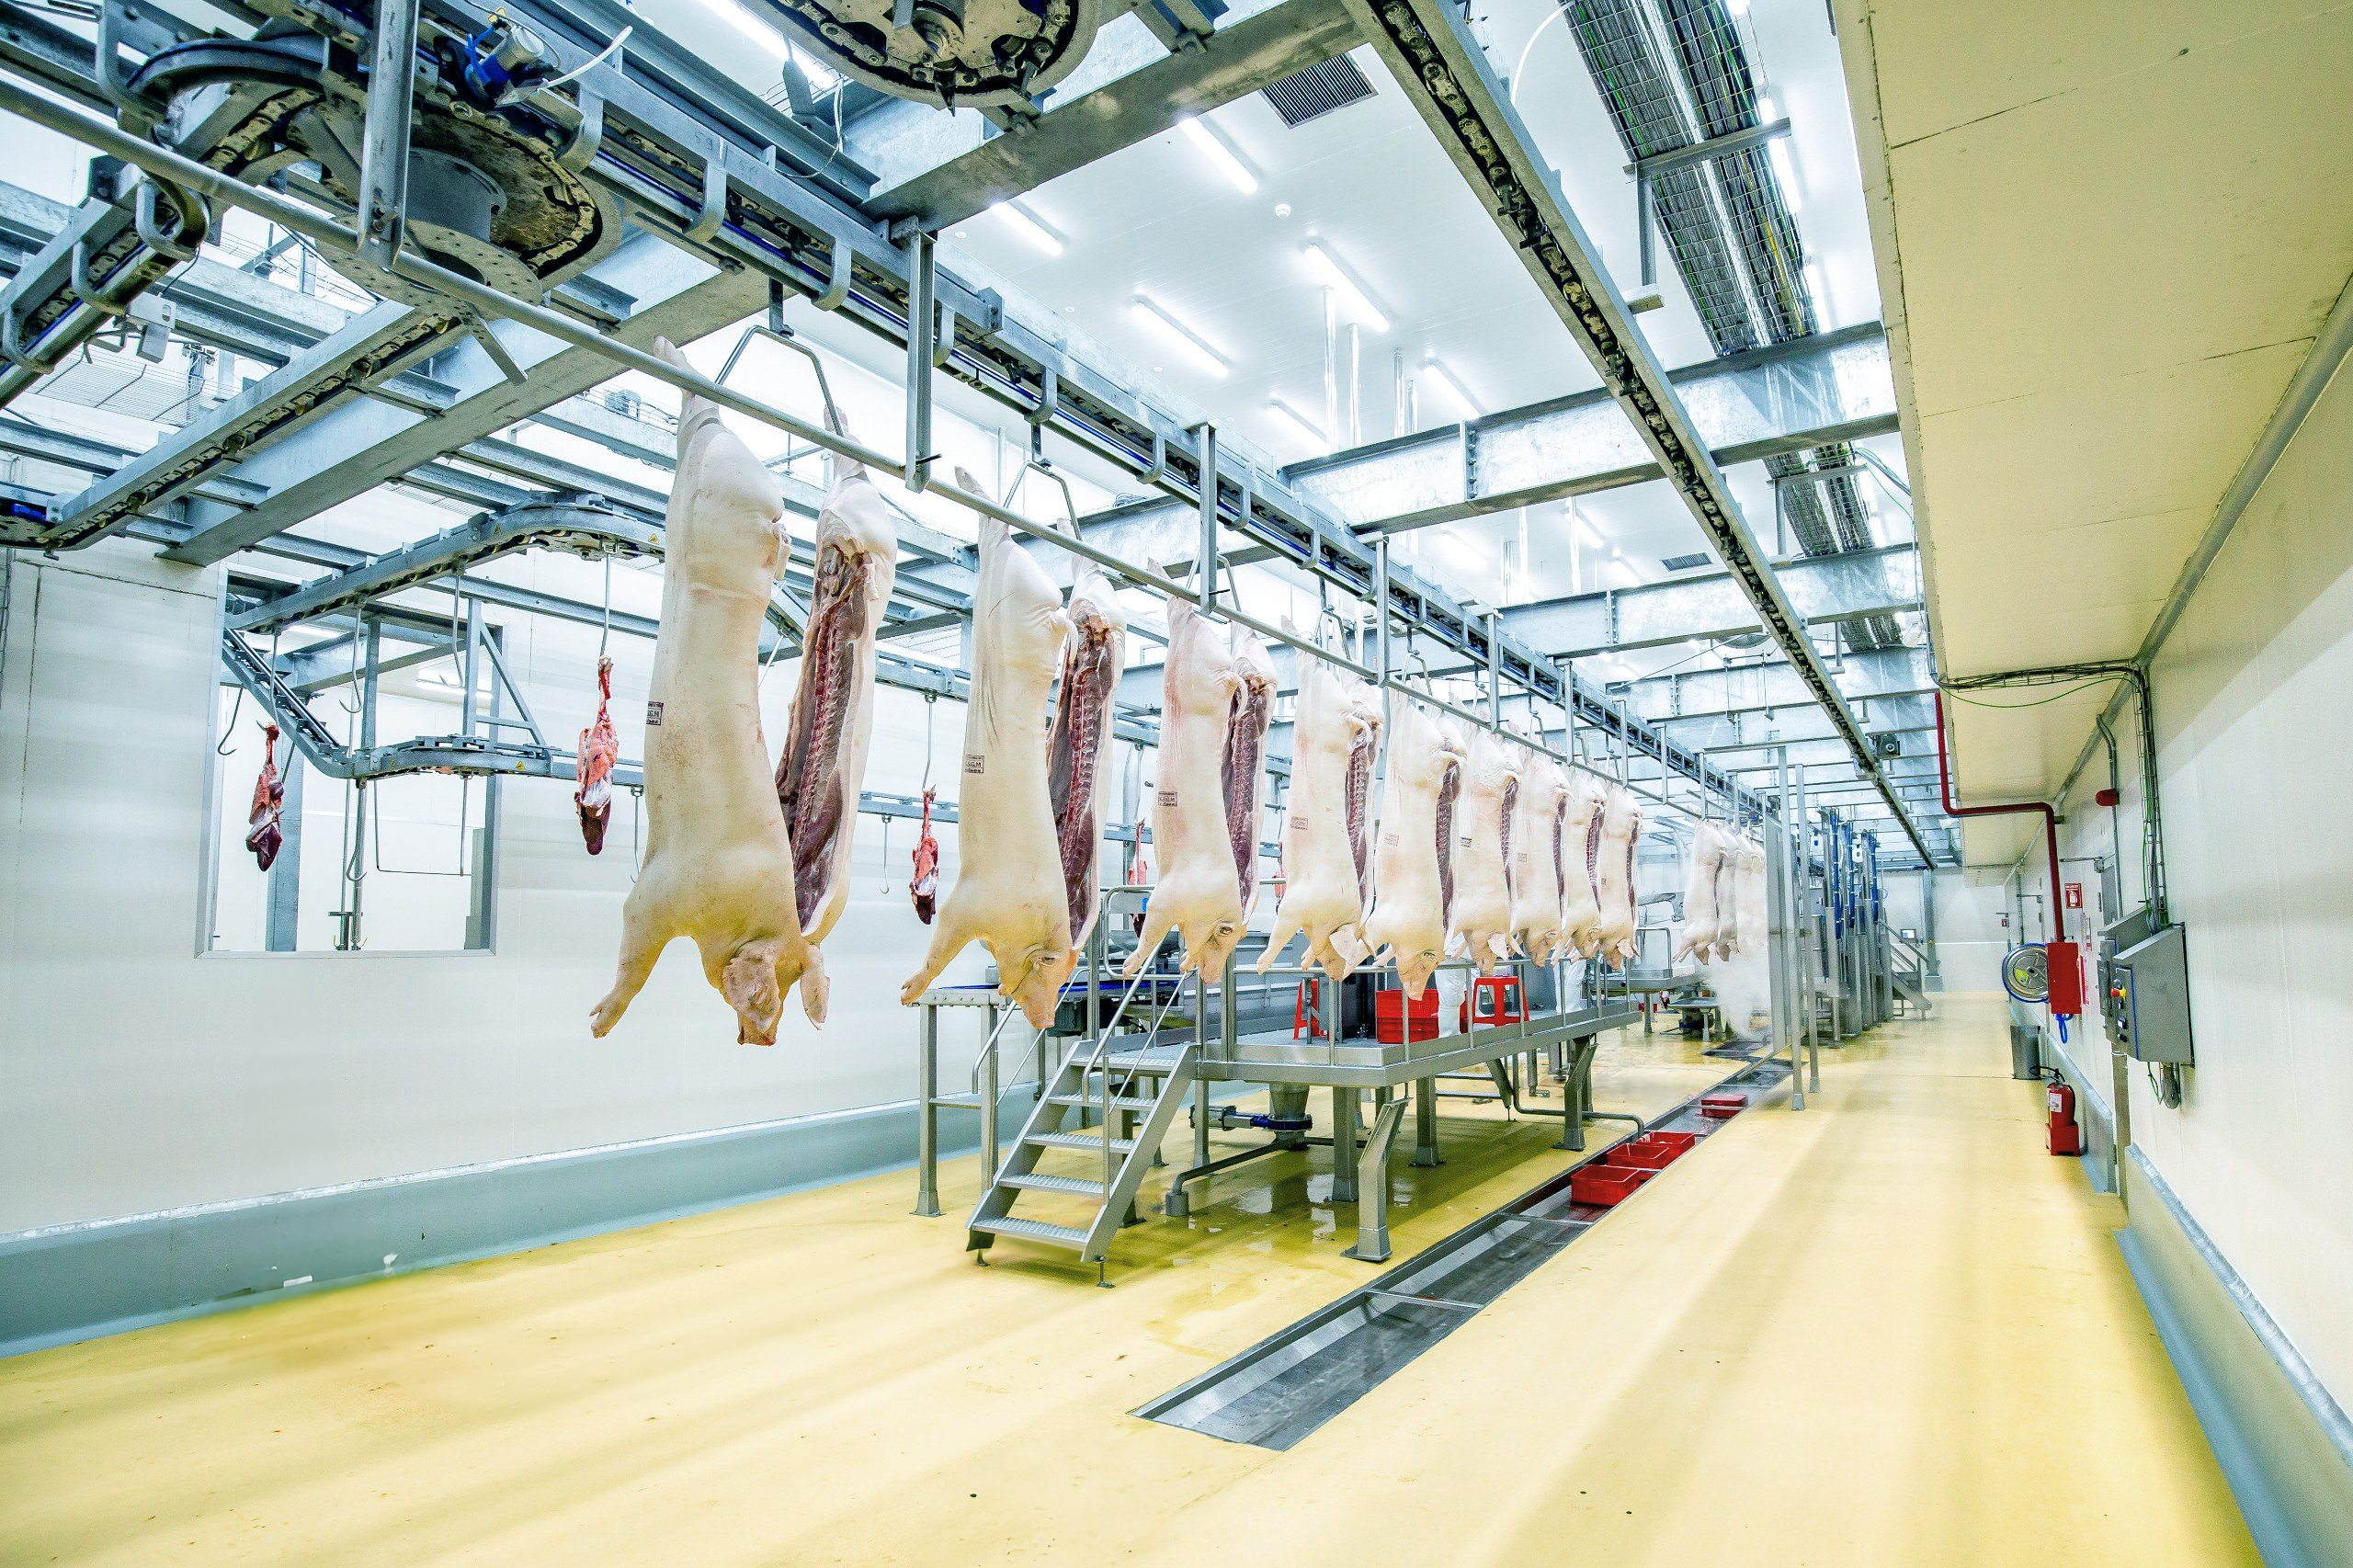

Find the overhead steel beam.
[
  {"left": 1287, "top": 323, "right": 1898, "bottom": 534},
  {"left": 1620, "top": 647, "right": 1935, "bottom": 726},
  {"left": 1337, "top": 0, "right": 1935, "bottom": 862},
  {"left": 159, "top": 235, "right": 771, "bottom": 564},
  {"left": 1664, "top": 691, "right": 1936, "bottom": 755},
  {"left": 862, "top": 0, "right": 1359, "bottom": 231},
  {"left": 1504, "top": 542, "right": 1918, "bottom": 657}
]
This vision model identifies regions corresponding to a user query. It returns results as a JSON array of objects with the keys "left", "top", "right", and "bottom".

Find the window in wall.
[{"left": 206, "top": 611, "right": 501, "bottom": 954}]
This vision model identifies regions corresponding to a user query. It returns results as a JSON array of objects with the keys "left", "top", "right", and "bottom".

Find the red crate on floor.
[
  {"left": 1606, "top": 1130, "right": 1699, "bottom": 1169},
  {"left": 1569, "top": 1162, "right": 1654, "bottom": 1207},
  {"left": 1375, "top": 987, "right": 1439, "bottom": 1043},
  {"left": 1699, "top": 1092, "right": 1748, "bottom": 1119}
]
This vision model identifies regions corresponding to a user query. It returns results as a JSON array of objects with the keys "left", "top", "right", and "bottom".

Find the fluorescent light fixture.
[
  {"left": 1302, "top": 242, "right": 1389, "bottom": 333},
  {"left": 1177, "top": 115, "right": 1258, "bottom": 195},
  {"left": 1421, "top": 357, "right": 1481, "bottom": 416},
  {"left": 1802, "top": 260, "right": 1831, "bottom": 322},
  {"left": 1131, "top": 295, "right": 1230, "bottom": 377},
  {"left": 685, "top": 0, "right": 790, "bottom": 58},
  {"left": 1268, "top": 397, "right": 1327, "bottom": 447},
  {"left": 1756, "top": 93, "right": 1776, "bottom": 121},
  {"left": 988, "top": 199, "right": 1063, "bottom": 256}
]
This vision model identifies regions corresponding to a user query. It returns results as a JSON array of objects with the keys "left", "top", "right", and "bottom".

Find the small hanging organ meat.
[
  {"left": 910, "top": 788, "right": 940, "bottom": 925},
  {"left": 575, "top": 656, "right": 618, "bottom": 856},
  {"left": 245, "top": 722, "right": 285, "bottom": 871}
]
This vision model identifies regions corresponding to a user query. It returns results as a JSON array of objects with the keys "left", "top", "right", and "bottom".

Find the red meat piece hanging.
[
  {"left": 909, "top": 787, "right": 940, "bottom": 924},
  {"left": 244, "top": 722, "right": 284, "bottom": 871},
  {"left": 575, "top": 656, "right": 618, "bottom": 855}
]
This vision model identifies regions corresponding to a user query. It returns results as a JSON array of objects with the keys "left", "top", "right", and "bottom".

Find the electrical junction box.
[
  {"left": 2109, "top": 925, "right": 2193, "bottom": 1066},
  {"left": 2045, "top": 939, "right": 2083, "bottom": 1016}
]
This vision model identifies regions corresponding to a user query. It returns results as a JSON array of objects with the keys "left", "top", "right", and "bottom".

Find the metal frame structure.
[{"left": 0, "top": 0, "right": 1949, "bottom": 1256}]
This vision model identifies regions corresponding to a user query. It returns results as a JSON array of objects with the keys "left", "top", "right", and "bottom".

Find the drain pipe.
[{"left": 1934, "top": 691, "right": 2064, "bottom": 946}]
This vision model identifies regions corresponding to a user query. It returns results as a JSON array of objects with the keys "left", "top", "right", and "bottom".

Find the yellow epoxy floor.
[{"left": 1, "top": 995, "right": 2254, "bottom": 1565}]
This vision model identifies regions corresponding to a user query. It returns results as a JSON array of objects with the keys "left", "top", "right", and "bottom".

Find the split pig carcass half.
[
  {"left": 897, "top": 504, "right": 1077, "bottom": 1027},
  {"left": 773, "top": 426, "right": 898, "bottom": 944},
  {"left": 590, "top": 338, "right": 825, "bottom": 1045},
  {"left": 1223, "top": 627, "right": 1278, "bottom": 923},
  {"left": 1593, "top": 782, "right": 1644, "bottom": 968},
  {"left": 1361, "top": 700, "right": 1466, "bottom": 999},
  {"left": 1560, "top": 769, "right": 1607, "bottom": 957},
  {"left": 1126, "top": 597, "right": 1245, "bottom": 980},
  {"left": 1675, "top": 821, "right": 1729, "bottom": 964},
  {"left": 1258, "top": 659, "right": 1381, "bottom": 982},
  {"left": 1046, "top": 565, "right": 1128, "bottom": 958},
  {"left": 1345, "top": 680, "right": 1382, "bottom": 929},
  {"left": 1446, "top": 725, "right": 1520, "bottom": 973},
  {"left": 1506, "top": 744, "right": 1570, "bottom": 961}
]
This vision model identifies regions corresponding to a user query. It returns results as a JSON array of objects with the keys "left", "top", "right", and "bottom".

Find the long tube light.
[
  {"left": 1177, "top": 115, "right": 1258, "bottom": 195},
  {"left": 988, "top": 199, "right": 1063, "bottom": 256},
  {"left": 1302, "top": 242, "right": 1388, "bottom": 333},
  {"left": 1422, "top": 357, "right": 1481, "bottom": 416},
  {"left": 1268, "top": 397, "right": 1328, "bottom": 448},
  {"left": 683, "top": 0, "right": 836, "bottom": 85},
  {"left": 1757, "top": 94, "right": 1802, "bottom": 211},
  {"left": 1131, "top": 295, "right": 1230, "bottom": 377}
]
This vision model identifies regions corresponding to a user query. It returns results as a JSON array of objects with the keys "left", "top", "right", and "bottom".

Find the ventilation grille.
[
  {"left": 1661, "top": 551, "right": 1711, "bottom": 572},
  {"left": 1262, "top": 54, "right": 1375, "bottom": 128}
]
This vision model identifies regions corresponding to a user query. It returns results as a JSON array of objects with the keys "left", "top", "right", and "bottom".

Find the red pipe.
[{"left": 1934, "top": 690, "right": 2064, "bottom": 943}]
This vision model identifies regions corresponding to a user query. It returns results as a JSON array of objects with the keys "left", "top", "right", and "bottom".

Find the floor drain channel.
[{"left": 1132, "top": 1058, "right": 1791, "bottom": 1450}]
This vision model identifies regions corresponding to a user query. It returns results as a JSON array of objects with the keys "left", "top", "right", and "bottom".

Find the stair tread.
[
  {"left": 928, "top": 1091, "right": 987, "bottom": 1108},
  {"left": 1027, "top": 1131, "right": 1139, "bottom": 1153},
  {"left": 1046, "top": 1093, "right": 1158, "bottom": 1111},
  {"left": 972, "top": 1216, "right": 1089, "bottom": 1248},
  {"left": 1004, "top": 1173, "right": 1109, "bottom": 1197}
]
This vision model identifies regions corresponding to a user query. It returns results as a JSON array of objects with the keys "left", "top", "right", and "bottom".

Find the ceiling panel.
[{"left": 1838, "top": 0, "right": 2353, "bottom": 858}]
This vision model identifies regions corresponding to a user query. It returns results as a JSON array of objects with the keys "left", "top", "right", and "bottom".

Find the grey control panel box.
[{"left": 2109, "top": 924, "right": 2194, "bottom": 1066}]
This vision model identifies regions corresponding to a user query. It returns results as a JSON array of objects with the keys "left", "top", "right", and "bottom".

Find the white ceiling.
[{"left": 1837, "top": 0, "right": 2353, "bottom": 863}]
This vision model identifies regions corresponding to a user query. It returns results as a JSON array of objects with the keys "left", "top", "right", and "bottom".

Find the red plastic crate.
[
  {"left": 1699, "top": 1092, "right": 1747, "bottom": 1119},
  {"left": 1569, "top": 1162, "right": 1654, "bottom": 1206},
  {"left": 1375, "top": 987, "right": 1439, "bottom": 1043},
  {"left": 1606, "top": 1130, "right": 1699, "bottom": 1170}
]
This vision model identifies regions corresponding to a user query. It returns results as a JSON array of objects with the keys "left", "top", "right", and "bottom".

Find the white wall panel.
[{"left": 2018, "top": 360, "right": 2353, "bottom": 1415}]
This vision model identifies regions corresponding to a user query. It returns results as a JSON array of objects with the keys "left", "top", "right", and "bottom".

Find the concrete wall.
[{"left": 2024, "top": 357, "right": 2353, "bottom": 1418}]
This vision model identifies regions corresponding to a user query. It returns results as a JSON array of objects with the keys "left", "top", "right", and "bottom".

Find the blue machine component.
[{"left": 456, "top": 15, "right": 546, "bottom": 104}]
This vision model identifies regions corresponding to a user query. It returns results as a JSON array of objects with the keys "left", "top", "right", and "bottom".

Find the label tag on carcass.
[
  {"left": 644, "top": 701, "right": 664, "bottom": 726},
  {"left": 1158, "top": 790, "right": 1178, "bottom": 807},
  {"left": 1291, "top": 815, "right": 1307, "bottom": 830},
  {"left": 1382, "top": 832, "right": 1399, "bottom": 846},
  {"left": 963, "top": 754, "right": 985, "bottom": 775}
]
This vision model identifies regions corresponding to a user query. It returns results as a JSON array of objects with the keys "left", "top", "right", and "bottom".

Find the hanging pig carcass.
[
  {"left": 1361, "top": 701, "right": 1466, "bottom": 999},
  {"left": 1124, "top": 598, "right": 1245, "bottom": 979},
  {"left": 898, "top": 482, "right": 1077, "bottom": 1027},
  {"left": 590, "top": 339, "right": 826, "bottom": 1044},
  {"left": 1258, "top": 658, "right": 1381, "bottom": 982}
]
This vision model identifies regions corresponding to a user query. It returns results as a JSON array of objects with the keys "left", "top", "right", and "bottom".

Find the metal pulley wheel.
[{"left": 2001, "top": 942, "right": 2049, "bottom": 1005}]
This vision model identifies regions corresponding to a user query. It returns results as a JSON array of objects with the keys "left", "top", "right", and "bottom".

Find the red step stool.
[
  {"left": 1292, "top": 978, "right": 1321, "bottom": 1040},
  {"left": 1459, "top": 974, "right": 1525, "bottom": 1032}
]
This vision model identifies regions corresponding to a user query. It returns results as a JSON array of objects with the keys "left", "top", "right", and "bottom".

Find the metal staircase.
[
  {"left": 1892, "top": 934, "right": 1936, "bottom": 1018},
  {"left": 966, "top": 1034, "right": 1198, "bottom": 1273}
]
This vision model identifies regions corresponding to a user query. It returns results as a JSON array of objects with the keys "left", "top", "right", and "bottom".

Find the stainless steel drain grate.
[{"left": 1134, "top": 1059, "right": 1790, "bottom": 1449}]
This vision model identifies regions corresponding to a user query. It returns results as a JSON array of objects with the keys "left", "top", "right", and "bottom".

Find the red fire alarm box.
[
  {"left": 2063, "top": 882, "right": 2084, "bottom": 911},
  {"left": 2045, "top": 940, "right": 2083, "bottom": 1016}
]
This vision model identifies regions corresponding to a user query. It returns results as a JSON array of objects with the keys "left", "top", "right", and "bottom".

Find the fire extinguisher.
[{"left": 2046, "top": 1076, "right": 2083, "bottom": 1156}]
